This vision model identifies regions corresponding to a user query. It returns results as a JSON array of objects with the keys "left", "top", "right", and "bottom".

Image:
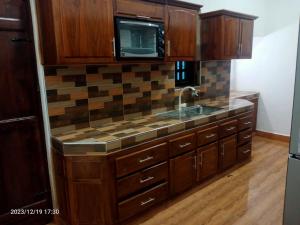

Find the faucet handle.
[{"left": 192, "top": 90, "right": 199, "bottom": 97}]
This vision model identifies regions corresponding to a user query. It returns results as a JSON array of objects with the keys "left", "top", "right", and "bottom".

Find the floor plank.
[{"left": 124, "top": 136, "right": 289, "bottom": 225}]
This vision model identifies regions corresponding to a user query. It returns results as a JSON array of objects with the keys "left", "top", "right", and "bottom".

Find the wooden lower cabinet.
[
  {"left": 53, "top": 112, "right": 254, "bottom": 225},
  {"left": 170, "top": 151, "right": 197, "bottom": 195},
  {"left": 219, "top": 135, "right": 237, "bottom": 170},
  {"left": 197, "top": 142, "right": 219, "bottom": 181}
]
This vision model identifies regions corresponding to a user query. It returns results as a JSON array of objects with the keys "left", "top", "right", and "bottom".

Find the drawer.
[
  {"left": 238, "top": 129, "right": 252, "bottom": 145},
  {"left": 117, "top": 162, "right": 168, "bottom": 200},
  {"left": 239, "top": 115, "right": 253, "bottom": 131},
  {"left": 197, "top": 126, "right": 218, "bottom": 146},
  {"left": 169, "top": 133, "right": 196, "bottom": 157},
  {"left": 219, "top": 120, "right": 238, "bottom": 138},
  {"left": 116, "top": 143, "right": 168, "bottom": 178},
  {"left": 237, "top": 143, "right": 252, "bottom": 162},
  {"left": 118, "top": 182, "right": 168, "bottom": 221},
  {"left": 115, "top": 0, "right": 164, "bottom": 20}
]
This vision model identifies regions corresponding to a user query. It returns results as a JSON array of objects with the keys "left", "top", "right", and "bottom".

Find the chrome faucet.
[{"left": 178, "top": 86, "right": 199, "bottom": 112}]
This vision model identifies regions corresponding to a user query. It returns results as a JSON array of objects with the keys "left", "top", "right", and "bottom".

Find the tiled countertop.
[
  {"left": 230, "top": 90, "right": 259, "bottom": 100},
  {"left": 52, "top": 98, "right": 254, "bottom": 155}
]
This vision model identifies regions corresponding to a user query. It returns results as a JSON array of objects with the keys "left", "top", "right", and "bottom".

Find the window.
[{"left": 175, "top": 61, "right": 197, "bottom": 87}]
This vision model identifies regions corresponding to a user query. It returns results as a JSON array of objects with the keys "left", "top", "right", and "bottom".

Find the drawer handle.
[
  {"left": 244, "top": 122, "right": 252, "bottom": 125},
  {"left": 206, "top": 133, "right": 216, "bottom": 139},
  {"left": 243, "top": 149, "right": 251, "bottom": 154},
  {"left": 137, "top": 15, "right": 151, "bottom": 19},
  {"left": 243, "top": 135, "right": 252, "bottom": 139},
  {"left": 140, "top": 176, "right": 154, "bottom": 184},
  {"left": 139, "top": 156, "right": 154, "bottom": 163},
  {"left": 179, "top": 142, "right": 192, "bottom": 148},
  {"left": 226, "top": 126, "right": 236, "bottom": 131},
  {"left": 140, "top": 197, "right": 155, "bottom": 206}
]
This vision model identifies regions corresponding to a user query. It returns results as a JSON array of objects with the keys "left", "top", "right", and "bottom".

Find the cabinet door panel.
[
  {"left": 239, "top": 19, "right": 254, "bottom": 58},
  {"left": 166, "top": 6, "right": 197, "bottom": 60},
  {"left": 0, "top": 120, "right": 50, "bottom": 215},
  {"left": 58, "top": 0, "right": 114, "bottom": 60},
  {"left": 220, "top": 135, "right": 237, "bottom": 170},
  {"left": 197, "top": 142, "right": 218, "bottom": 181},
  {"left": 223, "top": 16, "right": 240, "bottom": 59},
  {"left": 170, "top": 151, "right": 196, "bottom": 195}
]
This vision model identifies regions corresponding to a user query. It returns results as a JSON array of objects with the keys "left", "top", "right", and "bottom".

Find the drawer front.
[
  {"left": 118, "top": 182, "right": 168, "bottom": 221},
  {"left": 197, "top": 126, "right": 218, "bottom": 146},
  {"left": 116, "top": 0, "right": 164, "bottom": 20},
  {"left": 238, "top": 129, "right": 252, "bottom": 145},
  {"left": 169, "top": 133, "right": 196, "bottom": 157},
  {"left": 117, "top": 162, "right": 168, "bottom": 200},
  {"left": 237, "top": 143, "right": 252, "bottom": 162},
  {"left": 239, "top": 115, "right": 253, "bottom": 131},
  {"left": 219, "top": 120, "right": 238, "bottom": 138},
  {"left": 116, "top": 143, "right": 168, "bottom": 178}
]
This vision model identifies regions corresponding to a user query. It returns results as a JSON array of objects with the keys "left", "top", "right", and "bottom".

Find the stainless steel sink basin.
[{"left": 157, "top": 105, "right": 223, "bottom": 119}]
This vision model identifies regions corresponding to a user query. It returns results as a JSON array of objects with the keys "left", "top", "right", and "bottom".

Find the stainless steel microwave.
[{"left": 115, "top": 17, "right": 165, "bottom": 60}]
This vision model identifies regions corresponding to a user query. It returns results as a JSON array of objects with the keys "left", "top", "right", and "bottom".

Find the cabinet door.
[
  {"left": 166, "top": 6, "right": 197, "bottom": 61},
  {"left": 223, "top": 16, "right": 240, "bottom": 59},
  {"left": 57, "top": 0, "right": 114, "bottom": 63},
  {"left": 170, "top": 151, "right": 196, "bottom": 195},
  {"left": 220, "top": 135, "right": 237, "bottom": 170},
  {"left": 197, "top": 142, "right": 219, "bottom": 181},
  {"left": 239, "top": 19, "right": 254, "bottom": 58}
]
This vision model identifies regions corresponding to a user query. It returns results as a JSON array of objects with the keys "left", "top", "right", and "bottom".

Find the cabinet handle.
[
  {"left": 244, "top": 122, "right": 252, "bottom": 125},
  {"left": 221, "top": 144, "right": 225, "bottom": 156},
  {"left": 240, "top": 43, "right": 243, "bottom": 54},
  {"left": 167, "top": 40, "right": 170, "bottom": 56},
  {"left": 199, "top": 153, "right": 203, "bottom": 168},
  {"left": 136, "top": 15, "right": 151, "bottom": 19},
  {"left": 139, "top": 156, "right": 154, "bottom": 163},
  {"left": 243, "top": 135, "right": 252, "bottom": 139},
  {"left": 140, "top": 176, "right": 154, "bottom": 184},
  {"left": 179, "top": 142, "right": 191, "bottom": 148},
  {"left": 112, "top": 38, "right": 116, "bottom": 57},
  {"left": 141, "top": 197, "right": 155, "bottom": 206},
  {"left": 226, "top": 126, "right": 236, "bottom": 131},
  {"left": 193, "top": 155, "right": 197, "bottom": 170},
  {"left": 11, "top": 37, "right": 31, "bottom": 43},
  {"left": 206, "top": 133, "right": 216, "bottom": 139},
  {"left": 243, "top": 149, "right": 251, "bottom": 154}
]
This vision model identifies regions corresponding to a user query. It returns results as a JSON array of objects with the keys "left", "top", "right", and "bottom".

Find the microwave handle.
[
  {"left": 167, "top": 40, "right": 171, "bottom": 56},
  {"left": 112, "top": 38, "right": 116, "bottom": 57}
]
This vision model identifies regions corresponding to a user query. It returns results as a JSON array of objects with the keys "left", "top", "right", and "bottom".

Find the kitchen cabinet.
[
  {"left": 197, "top": 142, "right": 219, "bottom": 181},
  {"left": 165, "top": 6, "right": 198, "bottom": 61},
  {"left": 53, "top": 111, "right": 253, "bottom": 225},
  {"left": 115, "top": 0, "right": 165, "bottom": 20},
  {"left": 170, "top": 151, "right": 197, "bottom": 195},
  {"left": 36, "top": 0, "right": 115, "bottom": 65},
  {"left": 219, "top": 135, "right": 237, "bottom": 170},
  {"left": 201, "top": 10, "right": 258, "bottom": 60}
]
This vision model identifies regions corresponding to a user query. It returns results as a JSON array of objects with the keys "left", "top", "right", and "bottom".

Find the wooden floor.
[
  {"left": 125, "top": 136, "right": 289, "bottom": 225},
  {"left": 50, "top": 136, "right": 289, "bottom": 225}
]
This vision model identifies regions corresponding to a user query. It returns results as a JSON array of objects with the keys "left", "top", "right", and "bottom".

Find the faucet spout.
[{"left": 178, "top": 86, "right": 199, "bottom": 112}]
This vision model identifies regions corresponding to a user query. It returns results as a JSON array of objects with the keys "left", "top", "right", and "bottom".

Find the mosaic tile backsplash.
[{"left": 45, "top": 61, "right": 231, "bottom": 135}]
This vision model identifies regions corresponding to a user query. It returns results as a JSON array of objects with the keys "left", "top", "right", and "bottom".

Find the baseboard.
[{"left": 255, "top": 130, "right": 290, "bottom": 142}]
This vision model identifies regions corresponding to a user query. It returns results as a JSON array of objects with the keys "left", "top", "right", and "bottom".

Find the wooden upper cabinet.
[
  {"left": 115, "top": 0, "right": 164, "bottom": 20},
  {"left": 201, "top": 10, "right": 258, "bottom": 60},
  {"left": 36, "top": 0, "right": 115, "bottom": 65},
  {"left": 239, "top": 19, "right": 255, "bottom": 58},
  {"left": 166, "top": 6, "right": 198, "bottom": 61}
]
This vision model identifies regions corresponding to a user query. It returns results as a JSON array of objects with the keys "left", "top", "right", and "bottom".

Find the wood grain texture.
[{"left": 123, "top": 136, "right": 288, "bottom": 225}]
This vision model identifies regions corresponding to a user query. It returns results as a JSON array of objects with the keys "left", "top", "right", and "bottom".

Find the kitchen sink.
[{"left": 157, "top": 105, "right": 223, "bottom": 119}]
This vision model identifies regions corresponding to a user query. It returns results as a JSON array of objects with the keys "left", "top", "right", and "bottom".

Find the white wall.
[{"left": 184, "top": 0, "right": 300, "bottom": 136}]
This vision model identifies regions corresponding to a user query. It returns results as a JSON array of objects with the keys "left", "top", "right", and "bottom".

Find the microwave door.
[{"left": 118, "top": 20, "right": 161, "bottom": 58}]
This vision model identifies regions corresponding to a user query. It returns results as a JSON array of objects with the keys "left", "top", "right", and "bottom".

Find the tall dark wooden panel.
[
  {"left": 223, "top": 16, "right": 240, "bottom": 59},
  {"left": 0, "top": 1, "right": 52, "bottom": 224},
  {"left": 239, "top": 19, "right": 254, "bottom": 58}
]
